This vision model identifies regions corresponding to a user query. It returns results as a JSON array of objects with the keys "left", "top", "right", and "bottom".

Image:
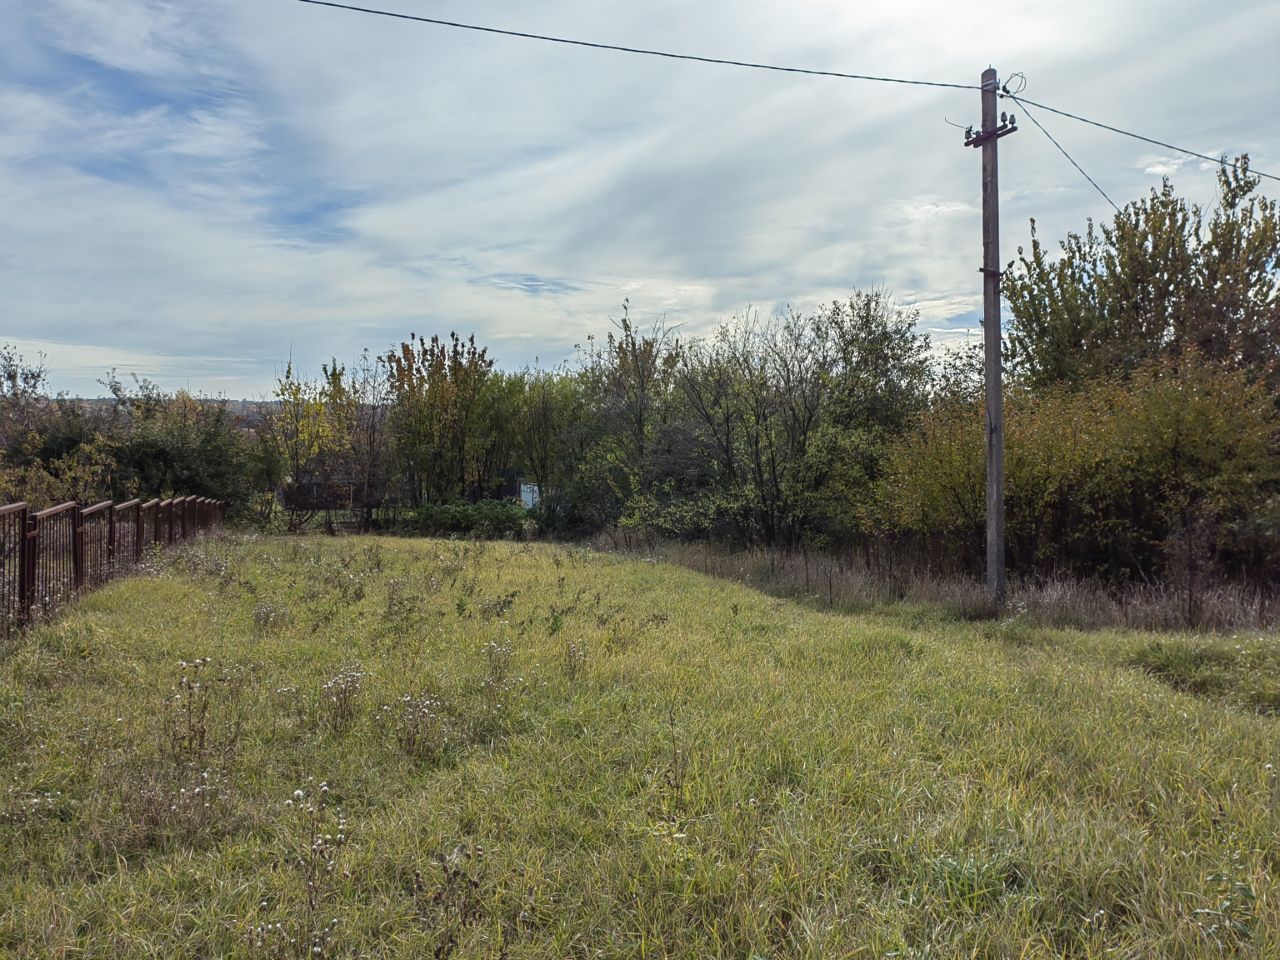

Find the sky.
[{"left": 2, "top": 0, "right": 1278, "bottom": 397}]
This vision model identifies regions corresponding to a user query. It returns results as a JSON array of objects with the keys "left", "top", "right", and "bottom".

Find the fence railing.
[{"left": 0, "top": 495, "right": 226, "bottom": 636}]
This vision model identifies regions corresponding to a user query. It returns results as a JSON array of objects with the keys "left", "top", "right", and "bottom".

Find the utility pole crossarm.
[{"left": 964, "top": 120, "right": 1018, "bottom": 147}]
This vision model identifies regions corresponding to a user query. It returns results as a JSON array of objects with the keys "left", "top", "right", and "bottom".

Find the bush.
[
  {"left": 875, "top": 355, "right": 1279, "bottom": 591},
  {"left": 410, "top": 499, "right": 533, "bottom": 539}
]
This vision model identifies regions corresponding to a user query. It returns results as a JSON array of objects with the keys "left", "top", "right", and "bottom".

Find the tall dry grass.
[{"left": 629, "top": 540, "right": 1278, "bottom": 632}]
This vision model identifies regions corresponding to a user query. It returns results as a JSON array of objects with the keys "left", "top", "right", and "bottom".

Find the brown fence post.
[
  {"left": 22, "top": 513, "right": 36, "bottom": 622},
  {"left": 72, "top": 506, "right": 85, "bottom": 591},
  {"left": 134, "top": 501, "right": 143, "bottom": 562},
  {"left": 107, "top": 502, "right": 116, "bottom": 573},
  {"left": 16, "top": 505, "right": 31, "bottom": 625}
]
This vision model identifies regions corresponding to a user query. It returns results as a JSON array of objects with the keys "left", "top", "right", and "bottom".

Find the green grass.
[
  {"left": 1, "top": 534, "right": 1278, "bottom": 958},
  {"left": 1126, "top": 637, "right": 1280, "bottom": 714}
]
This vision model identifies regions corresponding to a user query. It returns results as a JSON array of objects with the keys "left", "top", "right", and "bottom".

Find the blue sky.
[{"left": 2, "top": 0, "right": 1278, "bottom": 396}]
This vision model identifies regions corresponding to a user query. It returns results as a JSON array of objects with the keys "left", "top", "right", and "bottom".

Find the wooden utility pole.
[{"left": 965, "top": 67, "right": 1016, "bottom": 605}]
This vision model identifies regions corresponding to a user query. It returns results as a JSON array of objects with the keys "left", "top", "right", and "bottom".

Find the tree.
[
  {"left": 1004, "top": 156, "right": 1280, "bottom": 390},
  {"left": 574, "top": 304, "right": 681, "bottom": 529},
  {"left": 517, "top": 368, "right": 588, "bottom": 510},
  {"left": 261, "top": 363, "right": 349, "bottom": 531},
  {"left": 384, "top": 332, "right": 494, "bottom": 507},
  {"left": 0, "top": 343, "right": 50, "bottom": 458},
  {"left": 345, "top": 350, "right": 391, "bottom": 531},
  {"left": 798, "top": 291, "right": 932, "bottom": 544}
]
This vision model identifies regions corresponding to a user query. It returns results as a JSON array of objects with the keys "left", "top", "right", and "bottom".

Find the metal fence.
[{"left": 0, "top": 495, "right": 226, "bottom": 636}]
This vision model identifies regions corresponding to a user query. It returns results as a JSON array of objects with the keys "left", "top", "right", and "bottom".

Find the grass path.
[{"left": 1, "top": 534, "right": 1277, "bottom": 958}]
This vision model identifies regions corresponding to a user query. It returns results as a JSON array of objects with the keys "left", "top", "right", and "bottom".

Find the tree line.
[{"left": 2, "top": 159, "right": 1276, "bottom": 606}]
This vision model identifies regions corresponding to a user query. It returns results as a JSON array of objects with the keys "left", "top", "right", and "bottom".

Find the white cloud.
[
  {"left": 1, "top": 0, "right": 1278, "bottom": 395},
  {"left": 34, "top": 0, "right": 233, "bottom": 83}
]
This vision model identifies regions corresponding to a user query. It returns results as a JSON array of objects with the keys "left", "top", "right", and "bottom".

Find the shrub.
[
  {"left": 875, "top": 354, "right": 1279, "bottom": 596},
  {"left": 410, "top": 500, "right": 533, "bottom": 539}
]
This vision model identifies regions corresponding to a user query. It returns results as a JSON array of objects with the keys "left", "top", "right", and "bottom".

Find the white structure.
[{"left": 519, "top": 481, "right": 540, "bottom": 509}]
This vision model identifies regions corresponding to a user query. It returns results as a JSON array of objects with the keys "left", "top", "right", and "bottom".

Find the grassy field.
[{"left": 1, "top": 534, "right": 1278, "bottom": 958}]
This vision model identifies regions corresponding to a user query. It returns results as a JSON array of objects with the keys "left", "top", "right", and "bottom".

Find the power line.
[
  {"left": 293, "top": 0, "right": 980, "bottom": 91},
  {"left": 1004, "top": 92, "right": 1280, "bottom": 184},
  {"left": 294, "top": 1, "right": 1279, "bottom": 187},
  {"left": 1012, "top": 97, "right": 1119, "bottom": 212}
]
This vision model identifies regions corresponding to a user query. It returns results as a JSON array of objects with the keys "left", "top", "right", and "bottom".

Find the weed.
[
  {"left": 337, "top": 572, "right": 367, "bottom": 604},
  {"left": 477, "top": 590, "right": 518, "bottom": 621},
  {"left": 384, "top": 578, "right": 419, "bottom": 623},
  {"left": 378, "top": 692, "right": 458, "bottom": 764},
  {"left": 562, "top": 638, "right": 587, "bottom": 682},
  {"left": 472, "top": 637, "right": 521, "bottom": 742},
  {"left": 1193, "top": 871, "right": 1256, "bottom": 944},
  {"left": 1268, "top": 762, "right": 1280, "bottom": 820},
  {"left": 247, "top": 782, "right": 350, "bottom": 958},
  {"left": 411, "top": 843, "right": 487, "bottom": 959},
  {"left": 106, "top": 658, "right": 243, "bottom": 854},
  {"left": 273, "top": 684, "right": 309, "bottom": 729},
  {"left": 0, "top": 788, "right": 72, "bottom": 827},
  {"left": 483, "top": 637, "right": 513, "bottom": 686},
  {"left": 254, "top": 601, "right": 290, "bottom": 634},
  {"left": 164, "top": 657, "right": 215, "bottom": 760},
  {"left": 659, "top": 699, "right": 690, "bottom": 817},
  {"left": 981, "top": 602, "right": 1048, "bottom": 648},
  {"left": 320, "top": 664, "right": 367, "bottom": 735}
]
